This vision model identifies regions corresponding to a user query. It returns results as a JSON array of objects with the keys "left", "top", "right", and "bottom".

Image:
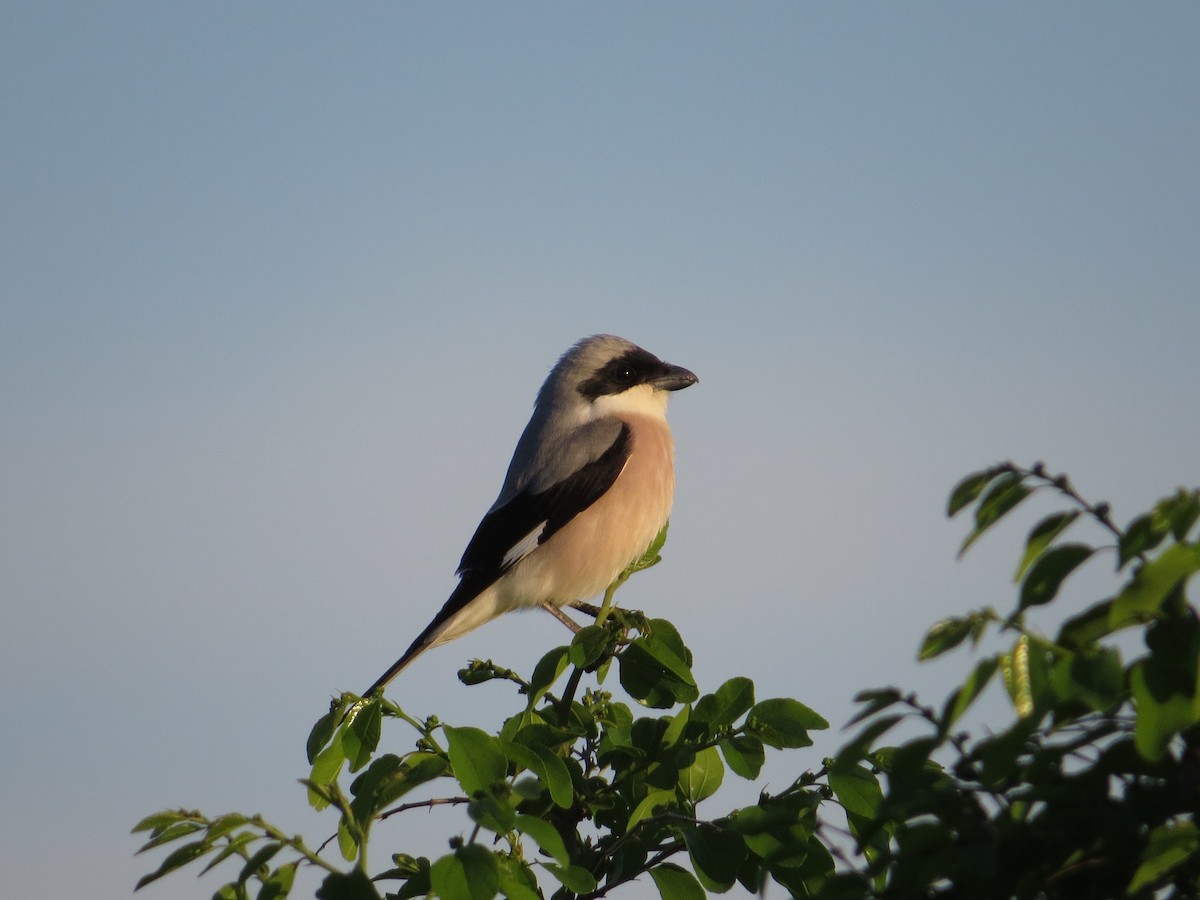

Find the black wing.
[
  {"left": 361, "top": 423, "right": 632, "bottom": 695},
  {"left": 456, "top": 422, "right": 632, "bottom": 588}
]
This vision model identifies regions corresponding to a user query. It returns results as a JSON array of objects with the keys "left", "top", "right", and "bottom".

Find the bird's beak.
[{"left": 651, "top": 362, "right": 699, "bottom": 392}]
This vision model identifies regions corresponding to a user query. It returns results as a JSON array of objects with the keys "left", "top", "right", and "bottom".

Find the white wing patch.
[{"left": 501, "top": 521, "right": 547, "bottom": 569}]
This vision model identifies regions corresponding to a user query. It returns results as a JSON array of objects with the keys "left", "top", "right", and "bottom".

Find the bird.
[{"left": 364, "top": 334, "right": 697, "bottom": 695}]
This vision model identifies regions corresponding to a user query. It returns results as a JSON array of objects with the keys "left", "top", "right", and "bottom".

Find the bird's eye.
[{"left": 612, "top": 366, "right": 637, "bottom": 384}]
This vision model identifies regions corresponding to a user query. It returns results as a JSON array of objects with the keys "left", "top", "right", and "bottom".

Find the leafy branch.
[{"left": 135, "top": 463, "right": 1200, "bottom": 899}]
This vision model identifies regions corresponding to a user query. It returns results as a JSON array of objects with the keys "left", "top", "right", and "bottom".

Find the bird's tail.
[
  {"left": 361, "top": 631, "right": 430, "bottom": 697},
  {"left": 361, "top": 579, "right": 500, "bottom": 696}
]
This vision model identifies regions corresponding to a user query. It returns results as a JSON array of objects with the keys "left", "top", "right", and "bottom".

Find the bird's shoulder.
[{"left": 456, "top": 418, "right": 632, "bottom": 579}]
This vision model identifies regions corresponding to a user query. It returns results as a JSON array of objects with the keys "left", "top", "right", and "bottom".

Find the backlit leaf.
[
  {"left": 946, "top": 466, "right": 1010, "bottom": 517},
  {"left": 1119, "top": 512, "right": 1170, "bottom": 567},
  {"left": 1019, "top": 543, "right": 1093, "bottom": 609},
  {"left": 650, "top": 863, "right": 707, "bottom": 900},
  {"left": 627, "top": 789, "right": 677, "bottom": 830},
  {"left": 1111, "top": 544, "right": 1200, "bottom": 626},
  {"left": 543, "top": 863, "right": 597, "bottom": 894},
  {"left": 1014, "top": 511, "right": 1080, "bottom": 582},
  {"left": 430, "top": 845, "right": 500, "bottom": 900},
  {"left": 719, "top": 734, "right": 765, "bottom": 779},
  {"left": 682, "top": 824, "right": 746, "bottom": 892},
  {"left": 828, "top": 763, "right": 883, "bottom": 819},
  {"left": 502, "top": 742, "right": 572, "bottom": 809},
  {"left": 943, "top": 656, "right": 999, "bottom": 729},
  {"left": 1130, "top": 660, "right": 1200, "bottom": 761},
  {"left": 959, "top": 472, "right": 1033, "bottom": 557},
  {"left": 678, "top": 746, "right": 724, "bottom": 803},
  {"left": 342, "top": 701, "right": 382, "bottom": 773},
  {"left": 918, "top": 617, "right": 974, "bottom": 661},
  {"left": 1128, "top": 821, "right": 1200, "bottom": 894},
  {"left": 569, "top": 625, "right": 611, "bottom": 668},
  {"left": 513, "top": 814, "right": 570, "bottom": 866},
  {"left": 135, "top": 840, "right": 212, "bottom": 890},
  {"left": 315, "top": 868, "right": 382, "bottom": 900},
  {"left": 694, "top": 677, "right": 755, "bottom": 729},
  {"left": 1050, "top": 648, "right": 1123, "bottom": 711},
  {"left": 307, "top": 705, "right": 341, "bottom": 765},
  {"left": 444, "top": 726, "right": 508, "bottom": 796},
  {"left": 746, "top": 698, "right": 828, "bottom": 749}
]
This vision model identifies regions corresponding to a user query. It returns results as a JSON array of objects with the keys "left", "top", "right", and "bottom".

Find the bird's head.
[{"left": 542, "top": 334, "right": 698, "bottom": 421}]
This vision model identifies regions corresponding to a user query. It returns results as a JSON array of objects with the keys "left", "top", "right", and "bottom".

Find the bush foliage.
[{"left": 135, "top": 462, "right": 1200, "bottom": 898}]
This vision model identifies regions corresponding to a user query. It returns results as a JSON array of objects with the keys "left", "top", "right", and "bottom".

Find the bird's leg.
[
  {"left": 541, "top": 602, "right": 582, "bottom": 633},
  {"left": 567, "top": 600, "right": 603, "bottom": 619}
]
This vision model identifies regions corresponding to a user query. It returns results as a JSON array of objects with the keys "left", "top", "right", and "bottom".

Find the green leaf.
[
  {"left": 694, "top": 677, "right": 756, "bottom": 729},
  {"left": 135, "top": 840, "right": 212, "bottom": 890},
  {"left": 1128, "top": 821, "right": 1200, "bottom": 894},
  {"left": 385, "top": 855, "right": 431, "bottom": 900},
  {"left": 336, "top": 817, "right": 356, "bottom": 862},
  {"left": 1128, "top": 820, "right": 1195, "bottom": 897},
  {"left": 969, "top": 719, "right": 1037, "bottom": 788},
  {"left": 647, "top": 618, "right": 693, "bottom": 665},
  {"left": 444, "top": 726, "right": 508, "bottom": 796},
  {"left": 678, "top": 746, "right": 724, "bottom": 803},
  {"left": 736, "top": 808, "right": 811, "bottom": 868},
  {"left": 1119, "top": 512, "right": 1170, "bottom": 567},
  {"left": 650, "top": 862, "right": 707, "bottom": 900},
  {"left": 527, "top": 646, "right": 570, "bottom": 704},
  {"left": 618, "top": 633, "right": 698, "bottom": 708},
  {"left": 513, "top": 814, "right": 570, "bottom": 866},
  {"left": 315, "top": 868, "right": 383, "bottom": 900},
  {"left": 942, "top": 656, "right": 999, "bottom": 729},
  {"left": 719, "top": 734, "right": 765, "bottom": 779},
  {"left": 257, "top": 862, "right": 297, "bottom": 900},
  {"left": 502, "top": 742, "right": 573, "bottom": 809},
  {"left": 543, "top": 863, "right": 597, "bottom": 894},
  {"left": 206, "top": 814, "right": 250, "bottom": 842},
  {"left": 1014, "top": 510, "right": 1081, "bottom": 581},
  {"left": 745, "top": 698, "right": 828, "bottom": 749},
  {"left": 238, "top": 842, "right": 283, "bottom": 884},
  {"left": 958, "top": 472, "right": 1033, "bottom": 557},
  {"left": 847, "top": 688, "right": 904, "bottom": 726},
  {"left": 341, "top": 701, "right": 382, "bottom": 773},
  {"left": 1058, "top": 599, "right": 1118, "bottom": 650},
  {"left": 1131, "top": 657, "right": 1200, "bottom": 761},
  {"left": 1019, "top": 543, "right": 1094, "bottom": 609},
  {"left": 631, "top": 521, "right": 670, "bottom": 573},
  {"left": 429, "top": 845, "right": 500, "bottom": 900},
  {"left": 467, "top": 784, "right": 518, "bottom": 834},
  {"left": 1111, "top": 544, "right": 1200, "bottom": 626},
  {"left": 660, "top": 703, "right": 691, "bottom": 754},
  {"left": 496, "top": 858, "right": 542, "bottom": 900},
  {"left": 200, "top": 831, "right": 257, "bottom": 876},
  {"left": 627, "top": 788, "right": 677, "bottom": 830},
  {"left": 946, "top": 465, "right": 1011, "bottom": 517},
  {"left": 132, "top": 809, "right": 196, "bottom": 835},
  {"left": 1158, "top": 489, "right": 1200, "bottom": 541},
  {"left": 682, "top": 824, "right": 747, "bottom": 892},
  {"left": 769, "top": 838, "right": 837, "bottom": 894},
  {"left": 568, "top": 624, "right": 612, "bottom": 668},
  {"left": 828, "top": 763, "right": 883, "bottom": 819},
  {"left": 350, "top": 753, "right": 448, "bottom": 824},
  {"left": 135, "top": 820, "right": 205, "bottom": 852},
  {"left": 307, "top": 705, "right": 342, "bottom": 764},
  {"left": 1000, "top": 634, "right": 1051, "bottom": 718},
  {"left": 307, "top": 731, "right": 347, "bottom": 810},
  {"left": 918, "top": 617, "right": 975, "bottom": 661},
  {"left": 1050, "top": 648, "right": 1123, "bottom": 711}
]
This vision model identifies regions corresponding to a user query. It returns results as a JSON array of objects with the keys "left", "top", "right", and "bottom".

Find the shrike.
[{"left": 365, "top": 334, "right": 697, "bottom": 694}]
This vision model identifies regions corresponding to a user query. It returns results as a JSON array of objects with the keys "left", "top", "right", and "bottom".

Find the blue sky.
[{"left": 2, "top": 4, "right": 1198, "bottom": 898}]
